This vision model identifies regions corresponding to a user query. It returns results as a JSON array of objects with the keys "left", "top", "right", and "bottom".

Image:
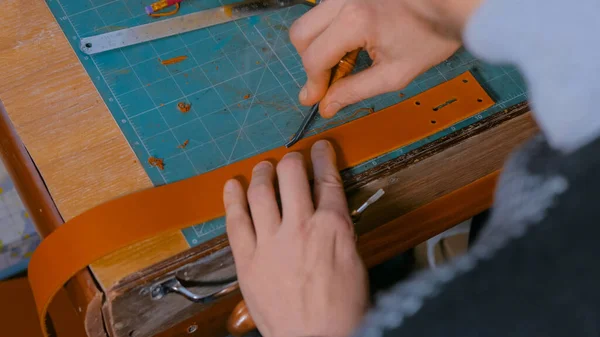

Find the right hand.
[
  {"left": 224, "top": 141, "right": 368, "bottom": 337},
  {"left": 290, "top": 0, "right": 482, "bottom": 117}
]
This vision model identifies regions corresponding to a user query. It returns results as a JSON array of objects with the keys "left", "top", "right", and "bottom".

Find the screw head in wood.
[{"left": 187, "top": 324, "right": 198, "bottom": 334}]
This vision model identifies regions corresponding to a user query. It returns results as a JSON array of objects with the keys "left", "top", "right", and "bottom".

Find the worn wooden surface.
[
  {"left": 347, "top": 104, "right": 536, "bottom": 234},
  {"left": 355, "top": 109, "right": 537, "bottom": 265},
  {"left": 0, "top": 0, "right": 193, "bottom": 290},
  {"left": 106, "top": 247, "right": 236, "bottom": 337}
]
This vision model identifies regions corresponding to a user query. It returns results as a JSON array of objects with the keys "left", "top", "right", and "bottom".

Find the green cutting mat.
[{"left": 45, "top": 0, "right": 527, "bottom": 246}]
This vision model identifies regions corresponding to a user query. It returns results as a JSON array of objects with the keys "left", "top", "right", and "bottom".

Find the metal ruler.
[{"left": 80, "top": 0, "right": 311, "bottom": 55}]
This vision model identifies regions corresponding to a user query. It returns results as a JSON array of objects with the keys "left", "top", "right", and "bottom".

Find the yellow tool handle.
[
  {"left": 227, "top": 48, "right": 361, "bottom": 337},
  {"left": 329, "top": 49, "right": 361, "bottom": 85}
]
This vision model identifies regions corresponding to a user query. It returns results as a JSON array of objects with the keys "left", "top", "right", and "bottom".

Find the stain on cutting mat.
[
  {"left": 177, "top": 102, "right": 191, "bottom": 113},
  {"left": 148, "top": 157, "right": 165, "bottom": 170},
  {"left": 177, "top": 140, "right": 190, "bottom": 149},
  {"left": 160, "top": 56, "right": 188, "bottom": 65}
]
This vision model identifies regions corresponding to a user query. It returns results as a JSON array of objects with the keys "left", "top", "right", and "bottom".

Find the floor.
[{"left": 0, "top": 159, "right": 40, "bottom": 280}]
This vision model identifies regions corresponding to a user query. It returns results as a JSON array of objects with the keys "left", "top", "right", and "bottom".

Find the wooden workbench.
[
  {"left": 0, "top": 0, "right": 191, "bottom": 286},
  {"left": 0, "top": 1, "right": 539, "bottom": 336},
  {"left": 0, "top": 0, "right": 199, "bottom": 335}
]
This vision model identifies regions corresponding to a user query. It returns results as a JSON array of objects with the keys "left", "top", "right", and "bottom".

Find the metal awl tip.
[{"left": 285, "top": 103, "right": 320, "bottom": 148}]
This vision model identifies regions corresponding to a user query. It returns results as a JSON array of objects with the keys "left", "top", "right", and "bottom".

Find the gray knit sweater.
[{"left": 353, "top": 0, "right": 600, "bottom": 336}]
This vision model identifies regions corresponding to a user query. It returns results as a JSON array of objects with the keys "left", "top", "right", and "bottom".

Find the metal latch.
[{"left": 150, "top": 277, "right": 239, "bottom": 304}]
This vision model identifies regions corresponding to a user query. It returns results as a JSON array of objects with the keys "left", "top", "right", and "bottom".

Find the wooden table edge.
[
  {"left": 0, "top": 0, "right": 186, "bottom": 291},
  {"left": 0, "top": 101, "right": 107, "bottom": 337}
]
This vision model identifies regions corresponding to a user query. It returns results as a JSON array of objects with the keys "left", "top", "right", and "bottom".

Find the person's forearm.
[{"left": 464, "top": 0, "right": 600, "bottom": 153}]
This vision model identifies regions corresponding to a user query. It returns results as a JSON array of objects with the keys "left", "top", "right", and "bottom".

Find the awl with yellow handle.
[
  {"left": 227, "top": 48, "right": 362, "bottom": 337},
  {"left": 286, "top": 48, "right": 361, "bottom": 147},
  {"left": 80, "top": 0, "right": 318, "bottom": 55}
]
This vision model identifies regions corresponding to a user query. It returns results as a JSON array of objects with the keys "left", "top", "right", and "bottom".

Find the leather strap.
[{"left": 28, "top": 71, "right": 493, "bottom": 336}]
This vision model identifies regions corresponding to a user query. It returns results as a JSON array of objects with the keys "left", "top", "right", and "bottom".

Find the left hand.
[{"left": 224, "top": 140, "right": 369, "bottom": 337}]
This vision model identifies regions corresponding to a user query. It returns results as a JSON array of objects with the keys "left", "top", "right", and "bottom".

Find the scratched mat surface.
[{"left": 45, "top": 0, "right": 527, "bottom": 246}]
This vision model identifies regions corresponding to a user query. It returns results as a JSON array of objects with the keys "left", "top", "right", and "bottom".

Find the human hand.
[
  {"left": 224, "top": 140, "right": 369, "bottom": 337},
  {"left": 290, "top": 0, "right": 482, "bottom": 117}
]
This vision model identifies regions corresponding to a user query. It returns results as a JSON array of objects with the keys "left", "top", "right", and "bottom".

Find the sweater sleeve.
[{"left": 463, "top": 0, "right": 600, "bottom": 153}]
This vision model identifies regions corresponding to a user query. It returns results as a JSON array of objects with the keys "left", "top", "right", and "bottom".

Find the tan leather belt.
[{"left": 28, "top": 71, "right": 493, "bottom": 336}]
